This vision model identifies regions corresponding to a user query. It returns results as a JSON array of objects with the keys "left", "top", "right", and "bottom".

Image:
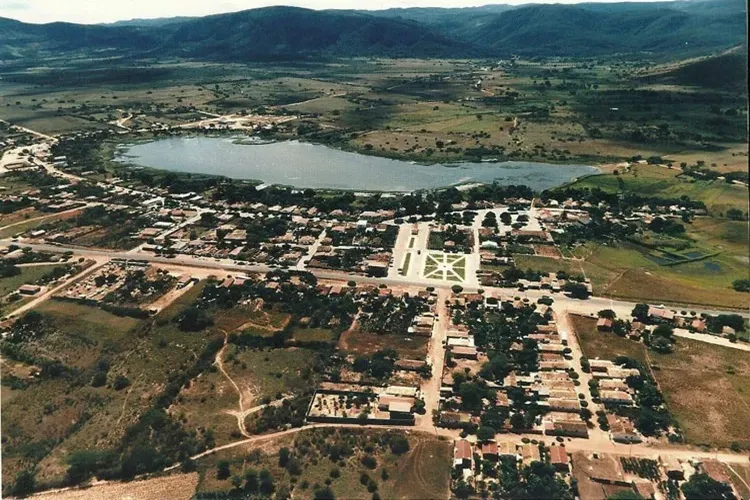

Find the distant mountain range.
[{"left": 0, "top": 0, "right": 746, "bottom": 62}]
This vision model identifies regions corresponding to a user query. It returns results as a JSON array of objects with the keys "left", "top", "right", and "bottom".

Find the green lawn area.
[
  {"left": 401, "top": 252, "right": 412, "bottom": 276},
  {"left": 423, "top": 262, "right": 438, "bottom": 275},
  {"left": 452, "top": 266, "right": 466, "bottom": 280},
  {"left": 0, "top": 264, "right": 69, "bottom": 297}
]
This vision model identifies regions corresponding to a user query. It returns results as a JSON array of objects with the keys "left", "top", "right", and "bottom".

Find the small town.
[
  {"left": 1, "top": 124, "right": 748, "bottom": 499},
  {"left": 0, "top": 1, "right": 748, "bottom": 497}
]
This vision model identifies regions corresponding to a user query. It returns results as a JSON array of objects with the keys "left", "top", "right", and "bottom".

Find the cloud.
[{"left": 0, "top": 0, "right": 30, "bottom": 10}]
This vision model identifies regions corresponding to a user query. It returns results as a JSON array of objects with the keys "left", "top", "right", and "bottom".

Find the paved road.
[
  {"left": 3, "top": 239, "right": 748, "bottom": 321},
  {"left": 673, "top": 328, "right": 750, "bottom": 352},
  {"left": 2, "top": 239, "right": 749, "bottom": 356}
]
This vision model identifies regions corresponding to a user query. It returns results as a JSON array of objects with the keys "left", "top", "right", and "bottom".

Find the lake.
[{"left": 115, "top": 137, "right": 599, "bottom": 192}]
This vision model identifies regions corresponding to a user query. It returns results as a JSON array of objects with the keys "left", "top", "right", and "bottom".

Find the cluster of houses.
[
  {"left": 5, "top": 157, "right": 406, "bottom": 278},
  {"left": 642, "top": 305, "right": 742, "bottom": 338},
  {"left": 437, "top": 294, "right": 591, "bottom": 438},
  {"left": 306, "top": 384, "right": 420, "bottom": 425},
  {"left": 453, "top": 439, "right": 570, "bottom": 485},
  {"left": 56, "top": 259, "right": 176, "bottom": 309},
  {"left": 139, "top": 206, "right": 325, "bottom": 268},
  {"left": 574, "top": 451, "right": 744, "bottom": 500}
]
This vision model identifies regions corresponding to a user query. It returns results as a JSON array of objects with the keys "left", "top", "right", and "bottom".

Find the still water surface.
[{"left": 116, "top": 137, "right": 598, "bottom": 191}]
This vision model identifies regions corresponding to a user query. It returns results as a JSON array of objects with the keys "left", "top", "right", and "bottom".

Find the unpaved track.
[{"left": 214, "top": 331, "right": 251, "bottom": 437}]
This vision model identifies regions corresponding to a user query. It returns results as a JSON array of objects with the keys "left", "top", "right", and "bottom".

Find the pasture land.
[
  {"left": 649, "top": 339, "right": 750, "bottom": 449},
  {"left": 2, "top": 56, "right": 745, "bottom": 169}
]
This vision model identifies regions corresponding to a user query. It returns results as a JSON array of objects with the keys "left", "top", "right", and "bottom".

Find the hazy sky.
[{"left": 1, "top": 0, "right": 665, "bottom": 24}]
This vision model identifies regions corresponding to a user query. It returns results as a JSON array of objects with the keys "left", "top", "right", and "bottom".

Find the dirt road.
[{"left": 417, "top": 288, "right": 449, "bottom": 432}]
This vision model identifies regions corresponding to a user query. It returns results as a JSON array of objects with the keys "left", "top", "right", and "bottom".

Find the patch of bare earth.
[{"left": 31, "top": 473, "right": 198, "bottom": 500}]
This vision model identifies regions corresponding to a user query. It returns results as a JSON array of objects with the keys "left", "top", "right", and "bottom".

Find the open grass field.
[
  {"left": 193, "top": 428, "right": 452, "bottom": 499},
  {"left": 649, "top": 339, "right": 750, "bottom": 449},
  {"left": 339, "top": 328, "right": 430, "bottom": 360},
  {"left": 0, "top": 263, "right": 68, "bottom": 297},
  {"left": 168, "top": 361, "right": 242, "bottom": 446},
  {"left": 213, "top": 304, "right": 290, "bottom": 334},
  {"left": 223, "top": 346, "right": 317, "bottom": 404},
  {"left": 291, "top": 327, "right": 337, "bottom": 343},
  {"left": 574, "top": 314, "right": 750, "bottom": 449},
  {"left": 570, "top": 314, "right": 648, "bottom": 365},
  {"left": 553, "top": 239, "right": 749, "bottom": 309}
]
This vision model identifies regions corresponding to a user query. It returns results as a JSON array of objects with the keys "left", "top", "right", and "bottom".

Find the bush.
[
  {"left": 112, "top": 375, "right": 130, "bottom": 391},
  {"left": 216, "top": 460, "right": 231, "bottom": 480},
  {"left": 732, "top": 279, "right": 750, "bottom": 292},
  {"left": 91, "top": 371, "right": 107, "bottom": 387},
  {"left": 650, "top": 336, "right": 673, "bottom": 354},
  {"left": 11, "top": 469, "right": 36, "bottom": 497},
  {"left": 279, "top": 447, "right": 290, "bottom": 467},
  {"left": 389, "top": 435, "right": 410, "bottom": 455},
  {"left": 176, "top": 306, "right": 214, "bottom": 331},
  {"left": 361, "top": 455, "right": 377, "bottom": 469},
  {"left": 259, "top": 469, "right": 274, "bottom": 495},
  {"left": 598, "top": 309, "right": 616, "bottom": 319},
  {"left": 314, "top": 486, "right": 335, "bottom": 500}
]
